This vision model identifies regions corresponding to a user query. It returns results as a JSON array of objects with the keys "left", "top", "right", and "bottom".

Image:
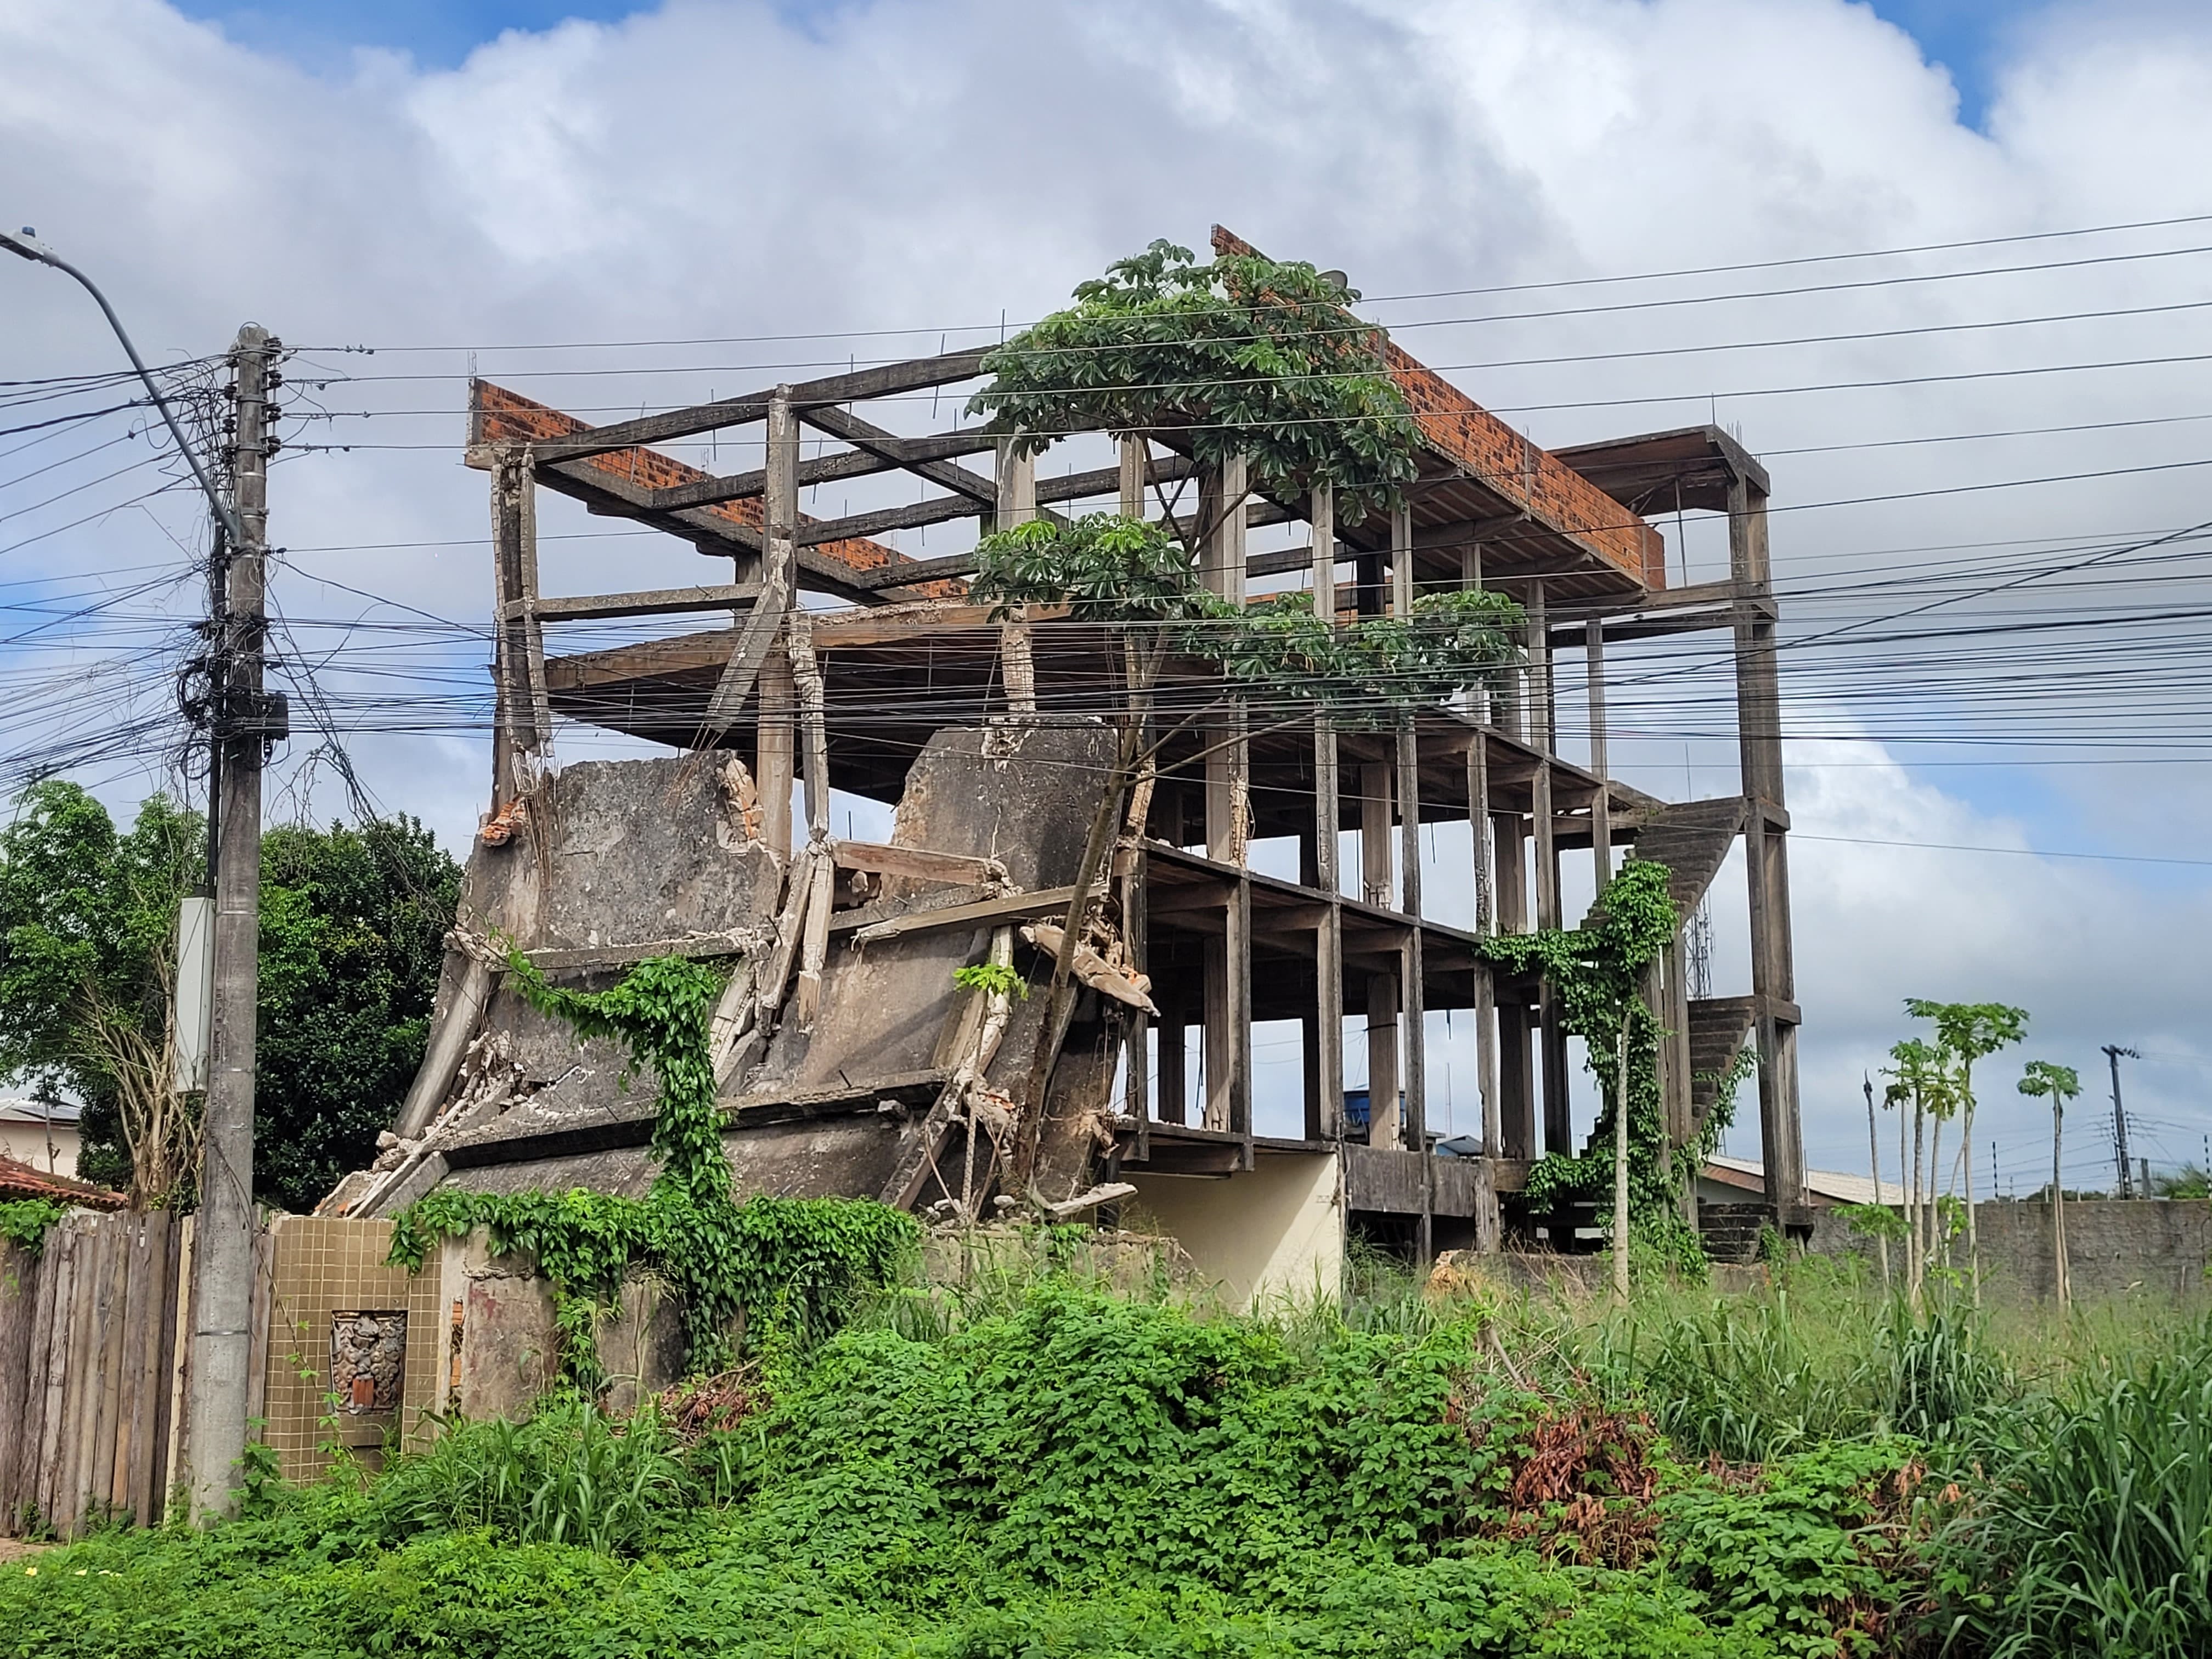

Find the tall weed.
[
  {"left": 1938, "top": 1314, "right": 2212, "bottom": 1657},
  {"left": 369, "top": 1396, "right": 687, "bottom": 1554},
  {"left": 1590, "top": 1280, "right": 2007, "bottom": 1463}
]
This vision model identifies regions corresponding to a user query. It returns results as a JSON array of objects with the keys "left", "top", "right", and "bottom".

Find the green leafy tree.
[
  {"left": 0, "top": 782, "right": 460, "bottom": 1212},
  {"left": 253, "top": 816, "right": 462, "bottom": 1214},
  {"left": 970, "top": 239, "right": 1423, "bottom": 528},
  {"left": 0, "top": 781, "right": 204, "bottom": 1204},
  {"left": 957, "top": 241, "right": 1497, "bottom": 1195},
  {"left": 1904, "top": 998, "right": 2028, "bottom": 1303}
]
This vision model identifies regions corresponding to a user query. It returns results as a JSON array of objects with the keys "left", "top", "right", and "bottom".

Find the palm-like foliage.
[
  {"left": 1906, "top": 998, "right": 2029, "bottom": 1302},
  {"left": 1883, "top": 1036, "right": 1961, "bottom": 1310},
  {"left": 2019, "top": 1060, "right": 2084, "bottom": 1307}
]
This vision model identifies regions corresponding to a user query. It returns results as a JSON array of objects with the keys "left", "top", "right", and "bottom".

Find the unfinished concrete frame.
[{"left": 371, "top": 225, "right": 1808, "bottom": 1279}]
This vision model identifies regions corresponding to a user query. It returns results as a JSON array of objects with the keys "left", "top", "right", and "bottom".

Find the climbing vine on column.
[
  {"left": 1477, "top": 860, "right": 1721, "bottom": 1277},
  {"left": 387, "top": 951, "right": 917, "bottom": 1394}
]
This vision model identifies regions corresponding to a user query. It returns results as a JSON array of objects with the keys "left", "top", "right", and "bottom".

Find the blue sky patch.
[
  {"left": 1861, "top": 0, "right": 2039, "bottom": 129},
  {"left": 180, "top": 0, "right": 2036, "bottom": 127}
]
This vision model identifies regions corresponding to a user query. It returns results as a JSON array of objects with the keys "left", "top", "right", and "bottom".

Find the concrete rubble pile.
[{"left": 321, "top": 723, "right": 1136, "bottom": 1227}]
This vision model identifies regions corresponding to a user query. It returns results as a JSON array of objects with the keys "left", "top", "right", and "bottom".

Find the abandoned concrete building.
[{"left": 332, "top": 228, "right": 1807, "bottom": 1306}]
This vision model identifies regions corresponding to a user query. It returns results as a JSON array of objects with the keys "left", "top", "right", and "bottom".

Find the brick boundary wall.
[{"left": 1805, "top": 1198, "right": 2212, "bottom": 1301}]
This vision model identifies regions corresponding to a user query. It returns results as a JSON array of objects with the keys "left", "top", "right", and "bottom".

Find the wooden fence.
[
  {"left": 1, "top": 1211, "right": 193, "bottom": 1535},
  {"left": 1, "top": 1211, "right": 456, "bottom": 1536},
  {"left": 0, "top": 1210, "right": 289, "bottom": 1538}
]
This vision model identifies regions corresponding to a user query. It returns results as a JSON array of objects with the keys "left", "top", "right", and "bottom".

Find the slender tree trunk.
[
  {"left": 1898, "top": 1097, "right": 1912, "bottom": 1304},
  {"left": 1612, "top": 1024, "right": 1630, "bottom": 1299},
  {"left": 1928, "top": 1113, "right": 1945, "bottom": 1274},
  {"left": 1902, "top": 1097, "right": 1920, "bottom": 1318},
  {"left": 1961, "top": 1095, "right": 1980, "bottom": 1303},
  {"left": 1009, "top": 630, "right": 1169, "bottom": 1199},
  {"left": 2052, "top": 1103, "right": 2069, "bottom": 1310}
]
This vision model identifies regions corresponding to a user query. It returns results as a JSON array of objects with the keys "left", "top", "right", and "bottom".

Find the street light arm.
[{"left": 2, "top": 225, "right": 247, "bottom": 547}]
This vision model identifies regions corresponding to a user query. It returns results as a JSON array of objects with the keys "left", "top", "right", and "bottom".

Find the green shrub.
[
  {"left": 25, "top": 1276, "right": 2212, "bottom": 1657},
  {"left": 0, "top": 1197, "right": 67, "bottom": 1256},
  {"left": 1661, "top": 1440, "right": 1928, "bottom": 1657}
]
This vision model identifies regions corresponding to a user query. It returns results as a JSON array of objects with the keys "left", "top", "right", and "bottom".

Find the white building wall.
[
  {"left": 0, "top": 1108, "right": 80, "bottom": 1179},
  {"left": 1125, "top": 1150, "right": 1343, "bottom": 1311}
]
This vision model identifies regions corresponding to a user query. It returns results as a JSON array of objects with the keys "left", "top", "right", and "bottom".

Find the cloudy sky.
[{"left": 6, "top": 0, "right": 2212, "bottom": 1194}]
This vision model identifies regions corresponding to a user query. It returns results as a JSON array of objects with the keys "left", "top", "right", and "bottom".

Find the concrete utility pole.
[
  {"left": 183, "top": 325, "right": 282, "bottom": 1521},
  {"left": 0, "top": 233, "right": 279, "bottom": 1520},
  {"left": 2102, "top": 1044, "right": 2139, "bottom": 1199}
]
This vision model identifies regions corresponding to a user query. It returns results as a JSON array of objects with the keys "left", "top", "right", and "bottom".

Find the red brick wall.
[
  {"left": 1211, "top": 226, "right": 1663, "bottom": 588},
  {"left": 473, "top": 381, "right": 909, "bottom": 581}
]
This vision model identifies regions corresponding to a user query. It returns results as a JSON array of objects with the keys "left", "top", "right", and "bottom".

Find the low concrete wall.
[
  {"left": 428, "top": 1229, "right": 684, "bottom": 1424},
  {"left": 1805, "top": 1198, "right": 2212, "bottom": 1301},
  {"left": 251, "top": 1220, "right": 684, "bottom": 1483},
  {"left": 1126, "top": 1151, "right": 1343, "bottom": 1310},
  {"left": 258, "top": 1215, "right": 447, "bottom": 1480},
  {"left": 921, "top": 1225, "right": 1175, "bottom": 1296}
]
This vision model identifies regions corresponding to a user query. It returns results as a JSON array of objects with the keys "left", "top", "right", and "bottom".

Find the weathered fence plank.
[
  {"left": 0, "top": 1243, "right": 40, "bottom": 1524},
  {"left": 34, "top": 1223, "right": 81, "bottom": 1530},
  {"left": 127, "top": 1211, "right": 175, "bottom": 1522},
  {"left": 13, "top": 1231, "right": 60, "bottom": 1531}
]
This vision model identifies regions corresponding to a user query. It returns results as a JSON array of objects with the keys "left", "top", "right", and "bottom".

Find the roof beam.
[
  {"left": 528, "top": 346, "right": 992, "bottom": 462},
  {"left": 796, "top": 489, "right": 989, "bottom": 546},
  {"left": 521, "top": 582, "right": 764, "bottom": 623},
  {"left": 648, "top": 430, "right": 1000, "bottom": 513},
  {"left": 533, "top": 452, "right": 916, "bottom": 600},
  {"left": 792, "top": 451, "right": 1197, "bottom": 547},
  {"left": 803, "top": 403, "right": 1000, "bottom": 504},
  {"left": 473, "top": 380, "right": 954, "bottom": 603},
  {"left": 1035, "top": 453, "right": 1197, "bottom": 506}
]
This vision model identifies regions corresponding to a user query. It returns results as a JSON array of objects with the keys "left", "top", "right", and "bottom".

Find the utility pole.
[
  {"left": 2102, "top": 1044, "right": 2139, "bottom": 1198},
  {"left": 183, "top": 324, "right": 283, "bottom": 1521},
  {"left": 0, "top": 234, "right": 282, "bottom": 1520}
]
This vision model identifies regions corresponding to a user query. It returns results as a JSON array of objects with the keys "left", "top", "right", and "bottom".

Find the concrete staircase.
[
  {"left": 1697, "top": 1201, "right": 1775, "bottom": 1265},
  {"left": 1686, "top": 995, "right": 1758, "bottom": 1135},
  {"left": 1627, "top": 797, "right": 1747, "bottom": 921}
]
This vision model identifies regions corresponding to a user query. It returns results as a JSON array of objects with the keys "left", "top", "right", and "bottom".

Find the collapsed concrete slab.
[{"left": 329, "top": 722, "right": 1129, "bottom": 1225}]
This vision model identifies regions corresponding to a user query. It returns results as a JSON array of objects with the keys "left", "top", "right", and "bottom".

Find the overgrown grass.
[
  {"left": 365, "top": 1397, "right": 690, "bottom": 1554},
  {"left": 3, "top": 1251, "right": 2208, "bottom": 1657},
  {"left": 1936, "top": 1313, "right": 2212, "bottom": 1659},
  {"left": 1583, "top": 1284, "right": 2011, "bottom": 1462}
]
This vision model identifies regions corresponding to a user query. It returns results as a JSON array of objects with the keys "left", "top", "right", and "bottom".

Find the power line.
[{"left": 294, "top": 210, "right": 2212, "bottom": 357}]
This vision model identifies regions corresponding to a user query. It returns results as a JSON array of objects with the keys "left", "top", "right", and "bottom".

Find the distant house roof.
[
  {"left": 0, "top": 1153, "right": 125, "bottom": 1210},
  {"left": 0, "top": 1098, "right": 82, "bottom": 1127},
  {"left": 1705, "top": 1155, "right": 1904, "bottom": 1208}
]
